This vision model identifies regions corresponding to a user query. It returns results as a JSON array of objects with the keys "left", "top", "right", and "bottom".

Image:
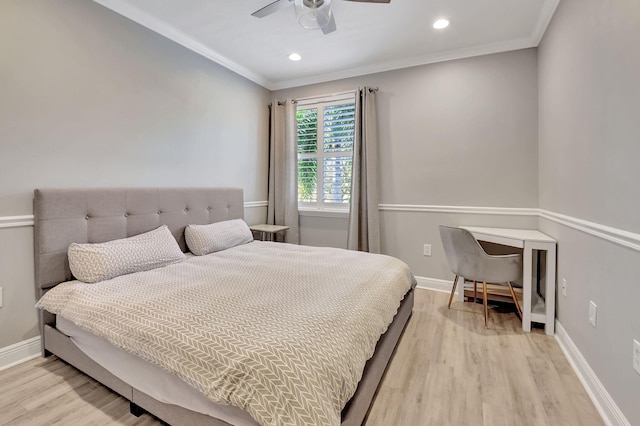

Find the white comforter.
[{"left": 37, "top": 241, "right": 414, "bottom": 426}]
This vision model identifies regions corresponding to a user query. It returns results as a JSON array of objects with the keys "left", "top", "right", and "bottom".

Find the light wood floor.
[{"left": 0, "top": 289, "right": 603, "bottom": 426}]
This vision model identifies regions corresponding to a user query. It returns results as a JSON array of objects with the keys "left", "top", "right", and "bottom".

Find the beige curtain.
[
  {"left": 347, "top": 87, "right": 380, "bottom": 253},
  {"left": 267, "top": 99, "right": 299, "bottom": 244}
]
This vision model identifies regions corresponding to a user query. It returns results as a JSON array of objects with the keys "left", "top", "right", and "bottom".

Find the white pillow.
[
  {"left": 185, "top": 219, "right": 253, "bottom": 256},
  {"left": 68, "top": 225, "right": 186, "bottom": 283}
]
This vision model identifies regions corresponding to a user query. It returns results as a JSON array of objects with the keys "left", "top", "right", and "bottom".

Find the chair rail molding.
[
  {"left": 2, "top": 206, "right": 638, "bottom": 253},
  {"left": 539, "top": 209, "right": 640, "bottom": 252},
  {"left": 378, "top": 204, "right": 539, "bottom": 216},
  {"left": 0, "top": 215, "right": 34, "bottom": 229},
  {"left": 377, "top": 204, "right": 640, "bottom": 253},
  {"left": 0, "top": 202, "right": 268, "bottom": 230},
  {"left": 244, "top": 201, "right": 268, "bottom": 209}
]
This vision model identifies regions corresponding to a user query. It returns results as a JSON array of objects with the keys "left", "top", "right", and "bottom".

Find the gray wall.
[
  {"left": 275, "top": 49, "right": 540, "bottom": 279},
  {"left": 538, "top": 0, "right": 640, "bottom": 423},
  {"left": 0, "top": 0, "right": 269, "bottom": 348},
  {"left": 4, "top": 1, "right": 636, "bottom": 422}
]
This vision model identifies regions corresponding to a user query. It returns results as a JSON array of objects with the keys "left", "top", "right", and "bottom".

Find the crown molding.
[
  {"left": 91, "top": 0, "right": 274, "bottom": 89},
  {"left": 270, "top": 37, "right": 539, "bottom": 90},
  {"left": 272, "top": 0, "right": 559, "bottom": 91},
  {"left": 91, "top": 0, "right": 558, "bottom": 91},
  {"left": 532, "top": 0, "right": 561, "bottom": 45}
]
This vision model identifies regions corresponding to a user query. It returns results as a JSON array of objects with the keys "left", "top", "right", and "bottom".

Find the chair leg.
[
  {"left": 473, "top": 281, "right": 477, "bottom": 303},
  {"left": 447, "top": 275, "right": 459, "bottom": 309},
  {"left": 483, "top": 281, "right": 488, "bottom": 327},
  {"left": 507, "top": 281, "right": 523, "bottom": 320}
]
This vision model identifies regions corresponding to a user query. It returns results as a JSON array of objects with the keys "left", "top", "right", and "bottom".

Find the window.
[{"left": 297, "top": 94, "right": 355, "bottom": 210}]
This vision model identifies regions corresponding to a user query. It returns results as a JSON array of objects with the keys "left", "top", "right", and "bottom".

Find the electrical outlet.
[
  {"left": 561, "top": 278, "right": 567, "bottom": 297},
  {"left": 589, "top": 301, "right": 597, "bottom": 327},
  {"left": 423, "top": 244, "right": 432, "bottom": 256},
  {"left": 634, "top": 340, "right": 640, "bottom": 376}
]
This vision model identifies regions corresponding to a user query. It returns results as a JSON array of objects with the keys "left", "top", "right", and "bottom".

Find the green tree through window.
[{"left": 297, "top": 98, "right": 355, "bottom": 209}]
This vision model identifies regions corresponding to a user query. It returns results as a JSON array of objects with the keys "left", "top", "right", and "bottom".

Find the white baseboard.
[
  {"left": 0, "top": 336, "right": 41, "bottom": 371},
  {"left": 414, "top": 275, "right": 455, "bottom": 293},
  {"left": 554, "top": 321, "right": 630, "bottom": 426}
]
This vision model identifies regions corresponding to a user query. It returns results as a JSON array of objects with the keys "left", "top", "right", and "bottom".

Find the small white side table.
[{"left": 249, "top": 224, "right": 290, "bottom": 242}]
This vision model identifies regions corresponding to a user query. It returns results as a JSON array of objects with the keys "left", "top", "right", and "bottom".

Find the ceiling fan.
[{"left": 251, "top": 0, "right": 391, "bottom": 35}]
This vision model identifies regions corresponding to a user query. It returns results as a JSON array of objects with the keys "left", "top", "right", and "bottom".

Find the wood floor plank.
[{"left": 0, "top": 289, "right": 603, "bottom": 425}]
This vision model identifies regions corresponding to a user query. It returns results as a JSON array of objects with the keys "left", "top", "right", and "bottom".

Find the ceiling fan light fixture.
[{"left": 295, "top": 0, "right": 333, "bottom": 29}]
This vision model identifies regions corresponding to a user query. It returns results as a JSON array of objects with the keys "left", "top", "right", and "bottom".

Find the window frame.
[{"left": 296, "top": 92, "right": 356, "bottom": 213}]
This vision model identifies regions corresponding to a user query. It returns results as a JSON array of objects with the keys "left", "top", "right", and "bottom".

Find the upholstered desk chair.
[{"left": 439, "top": 225, "right": 523, "bottom": 327}]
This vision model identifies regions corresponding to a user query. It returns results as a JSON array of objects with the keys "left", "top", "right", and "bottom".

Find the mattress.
[
  {"left": 56, "top": 316, "right": 258, "bottom": 426},
  {"left": 38, "top": 241, "right": 415, "bottom": 426}
]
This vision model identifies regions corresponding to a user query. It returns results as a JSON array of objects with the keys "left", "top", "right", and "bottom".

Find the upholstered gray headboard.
[{"left": 34, "top": 187, "right": 244, "bottom": 298}]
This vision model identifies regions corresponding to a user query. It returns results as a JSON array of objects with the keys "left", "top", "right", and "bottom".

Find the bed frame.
[{"left": 34, "top": 187, "right": 414, "bottom": 426}]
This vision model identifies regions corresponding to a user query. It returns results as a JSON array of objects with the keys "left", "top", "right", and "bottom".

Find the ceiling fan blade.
[
  {"left": 343, "top": 0, "right": 390, "bottom": 3},
  {"left": 251, "top": 0, "right": 291, "bottom": 18},
  {"left": 321, "top": 14, "right": 337, "bottom": 35}
]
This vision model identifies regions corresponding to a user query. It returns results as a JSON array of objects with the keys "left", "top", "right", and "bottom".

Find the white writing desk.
[{"left": 459, "top": 227, "right": 557, "bottom": 335}]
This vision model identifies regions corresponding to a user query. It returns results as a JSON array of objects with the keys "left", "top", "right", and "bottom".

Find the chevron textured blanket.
[{"left": 37, "top": 241, "right": 414, "bottom": 426}]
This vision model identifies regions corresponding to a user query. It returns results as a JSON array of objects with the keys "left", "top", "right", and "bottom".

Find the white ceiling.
[{"left": 92, "top": 0, "right": 559, "bottom": 90}]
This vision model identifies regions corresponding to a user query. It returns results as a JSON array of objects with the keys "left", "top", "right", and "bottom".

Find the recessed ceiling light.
[
  {"left": 288, "top": 53, "right": 302, "bottom": 62},
  {"left": 433, "top": 19, "right": 450, "bottom": 30}
]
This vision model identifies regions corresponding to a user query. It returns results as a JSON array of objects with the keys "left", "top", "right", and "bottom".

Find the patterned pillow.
[
  {"left": 185, "top": 219, "right": 253, "bottom": 256},
  {"left": 68, "top": 225, "right": 186, "bottom": 283}
]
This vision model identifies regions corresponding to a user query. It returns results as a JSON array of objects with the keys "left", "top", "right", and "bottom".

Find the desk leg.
[
  {"left": 545, "top": 244, "right": 557, "bottom": 335},
  {"left": 522, "top": 243, "right": 533, "bottom": 332}
]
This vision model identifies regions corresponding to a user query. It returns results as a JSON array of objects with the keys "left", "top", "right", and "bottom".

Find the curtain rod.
[
  {"left": 268, "top": 99, "right": 297, "bottom": 107},
  {"left": 295, "top": 87, "right": 378, "bottom": 102},
  {"left": 269, "top": 87, "right": 379, "bottom": 107},
  {"left": 295, "top": 89, "right": 356, "bottom": 103}
]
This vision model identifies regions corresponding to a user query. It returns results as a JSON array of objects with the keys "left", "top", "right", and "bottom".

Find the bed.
[{"left": 33, "top": 187, "right": 415, "bottom": 426}]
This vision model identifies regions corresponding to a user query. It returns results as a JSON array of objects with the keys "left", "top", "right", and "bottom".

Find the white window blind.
[{"left": 297, "top": 95, "right": 355, "bottom": 209}]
